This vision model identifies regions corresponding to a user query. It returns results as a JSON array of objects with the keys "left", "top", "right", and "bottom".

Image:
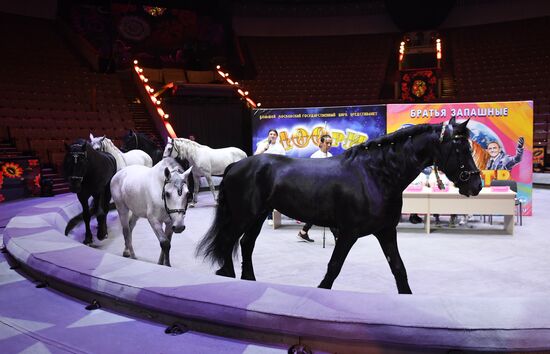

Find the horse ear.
[
  {"left": 182, "top": 166, "right": 192, "bottom": 180},
  {"left": 81, "top": 142, "right": 87, "bottom": 151},
  {"left": 460, "top": 118, "right": 471, "bottom": 128},
  {"left": 167, "top": 137, "right": 173, "bottom": 144},
  {"left": 101, "top": 135, "right": 106, "bottom": 141},
  {"left": 129, "top": 129, "right": 134, "bottom": 136},
  {"left": 89, "top": 133, "right": 94, "bottom": 140},
  {"left": 449, "top": 116, "right": 456, "bottom": 125},
  {"left": 164, "top": 167, "right": 171, "bottom": 180},
  {"left": 65, "top": 142, "right": 70, "bottom": 151}
]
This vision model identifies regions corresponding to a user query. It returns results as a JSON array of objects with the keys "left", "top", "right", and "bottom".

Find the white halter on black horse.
[
  {"left": 89, "top": 133, "right": 152, "bottom": 170},
  {"left": 110, "top": 157, "right": 192, "bottom": 267},
  {"left": 163, "top": 137, "right": 247, "bottom": 205}
]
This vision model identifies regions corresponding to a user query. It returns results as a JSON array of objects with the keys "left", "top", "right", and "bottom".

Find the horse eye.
[{"left": 165, "top": 192, "right": 171, "bottom": 198}]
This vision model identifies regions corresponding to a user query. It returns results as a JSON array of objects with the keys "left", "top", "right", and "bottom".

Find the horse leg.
[
  {"left": 119, "top": 209, "right": 136, "bottom": 259},
  {"left": 78, "top": 194, "right": 93, "bottom": 245},
  {"left": 318, "top": 235, "right": 358, "bottom": 289},
  {"left": 215, "top": 222, "right": 247, "bottom": 278},
  {"left": 205, "top": 174, "right": 217, "bottom": 202},
  {"left": 191, "top": 173, "right": 200, "bottom": 206},
  {"left": 159, "top": 223, "right": 174, "bottom": 266},
  {"left": 96, "top": 188, "right": 110, "bottom": 241},
  {"left": 373, "top": 227, "right": 412, "bottom": 294},
  {"left": 148, "top": 218, "right": 171, "bottom": 267},
  {"left": 329, "top": 227, "right": 340, "bottom": 243},
  {"left": 240, "top": 214, "right": 268, "bottom": 281}
]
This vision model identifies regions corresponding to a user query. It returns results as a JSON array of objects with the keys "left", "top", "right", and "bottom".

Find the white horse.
[
  {"left": 89, "top": 133, "right": 152, "bottom": 171},
  {"left": 163, "top": 137, "right": 247, "bottom": 205},
  {"left": 110, "top": 157, "right": 192, "bottom": 267}
]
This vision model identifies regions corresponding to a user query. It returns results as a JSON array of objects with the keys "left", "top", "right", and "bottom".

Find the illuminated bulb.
[
  {"left": 164, "top": 114, "right": 169, "bottom": 119},
  {"left": 244, "top": 91, "right": 249, "bottom": 95},
  {"left": 225, "top": 73, "right": 229, "bottom": 77},
  {"left": 216, "top": 65, "right": 220, "bottom": 69},
  {"left": 400, "top": 41, "right": 405, "bottom": 45},
  {"left": 257, "top": 102, "right": 261, "bottom": 107},
  {"left": 133, "top": 60, "right": 138, "bottom": 64},
  {"left": 235, "top": 82, "right": 239, "bottom": 85},
  {"left": 143, "top": 78, "right": 149, "bottom": 83},
  {"left": 139, "top": 68, "right": 143, "bottom": 73}
]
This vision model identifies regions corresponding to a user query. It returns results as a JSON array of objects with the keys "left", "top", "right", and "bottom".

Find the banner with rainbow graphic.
[
  {"left": 252, "top": 105, "right": 386, "bottom": 158},
  {"left": 387, "top": 101, "right": 533, "bottom": 215}
]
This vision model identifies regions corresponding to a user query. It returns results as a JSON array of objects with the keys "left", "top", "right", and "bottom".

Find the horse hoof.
[
  {"left": 215, "top": 268, "right": 235, "bottom": 278},
  {"left": 241, "top": 274, "right": 256, "bottom": 281},
  {"left": 97, "top": 234, "right": 107, "bottom": 241},
  {"left": 83, "top": 240, "right": 93, "bottom": 246},
  {"left": 123, "top": 252, "right": 130, "bottom": 258}
]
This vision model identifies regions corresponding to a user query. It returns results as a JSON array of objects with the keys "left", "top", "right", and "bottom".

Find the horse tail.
[
  {"left": 65, "top": 213, "right": 83, "bottom": 235},
  {"left": 196, "top": 175, "right": 239, "bottom": 266}
]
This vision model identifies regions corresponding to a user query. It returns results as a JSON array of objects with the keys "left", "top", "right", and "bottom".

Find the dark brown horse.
[{"left": 197, "top": 118, "right": 482, "bottom": 294}]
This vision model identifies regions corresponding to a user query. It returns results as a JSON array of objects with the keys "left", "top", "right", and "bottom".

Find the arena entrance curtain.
[
  {"left": 400, "top": 69, "right": 438, "bottom": 102},
  {"left": 387, "top": 101, "right": 534, "bottom": 215},
  {"left": 252, "top": 105, "right": 386, "bottom": 158}
]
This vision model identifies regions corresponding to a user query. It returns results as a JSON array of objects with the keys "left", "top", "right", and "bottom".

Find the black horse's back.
[{"left": 122, "top": 130, "right": 163, "bottom": 164}]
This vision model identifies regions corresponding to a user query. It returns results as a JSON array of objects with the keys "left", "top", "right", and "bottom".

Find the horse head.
[
  {"left": 63, "top": 139, "right": 90, "bottom": 193},
  {"left": 436, "top": 117, "right": 482, "bottom": 197},
  {"left": 163, "top": 137, "right": 178, "bottom": 159},
  {"left": 89, "top": 133, "right": 106, "bottom": 151},
  {"left": 122, "top": 129, "right": 138, "bottom": 151},
  {"left": 162, "top": 165, "right": 193, "bottom": 233}
]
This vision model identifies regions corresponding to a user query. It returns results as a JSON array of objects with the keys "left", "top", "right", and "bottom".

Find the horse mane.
[
  {"left": 162, "top": 156, "right": 184, "bottom": 172},
  {"left": 343, "top": 124, "right": 439, "bottom": 184},
  {"left": 175, "top": 138, "right": 200, "bottom": 157},
  {"left": 136, "top": 132, "right": 159, "bottom": 149},
  {"left": 344, "top": 124, "right": 436, "bottom": 158},
  {"left": 103, "top": 138, "right": 119, "bottom": 152}
]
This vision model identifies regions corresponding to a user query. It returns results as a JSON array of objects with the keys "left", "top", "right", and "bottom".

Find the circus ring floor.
[{"left": 3, "top": 189, "right": 550, "bottom": 353}]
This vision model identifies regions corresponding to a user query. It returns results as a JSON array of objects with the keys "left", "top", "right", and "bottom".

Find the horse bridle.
[
  {"left": 433, "top": 122, "right": 480, "bottom": 189},
  {"left": 70, "top": 150, "right": 87, "bottom": 182},
  {"left": 164, "top": 139, "right": 180, "bottom": 158},
  {"left": 161, "top": 176, "right": 187, "bottom": 219}
]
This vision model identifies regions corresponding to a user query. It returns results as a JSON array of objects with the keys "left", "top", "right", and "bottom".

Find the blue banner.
[{"left": 252, "top": 105, "right": 386, "bottom": 158}]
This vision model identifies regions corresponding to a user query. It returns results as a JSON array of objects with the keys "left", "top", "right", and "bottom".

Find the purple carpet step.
[{"left": 3, "top": 195, "right": 550, "bottom": 353}]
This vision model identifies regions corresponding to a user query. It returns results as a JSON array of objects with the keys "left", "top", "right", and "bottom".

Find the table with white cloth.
[{"left": 402, "top": 187, "right": 516, "bottom": 234}]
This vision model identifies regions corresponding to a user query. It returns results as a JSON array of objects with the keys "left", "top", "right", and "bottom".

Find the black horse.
[
  {"left": 122, "top": 129, "right": 163, "bottom": 165},
  {"left": 197, "top": 118, "right": 482, "bottom": 294},
  {"left": 63, "top": 139, "right": 117, "bottom": 245}
]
